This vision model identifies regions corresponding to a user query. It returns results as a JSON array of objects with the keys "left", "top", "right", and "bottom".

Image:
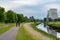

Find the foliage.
[
  {"left": 0, "top": 7, "right": 5, "bottom": 22},
  {"left": 29, "top": 16, "right": 35, "bottom": 22},
  {"left": 0, "top": 7, "right": 40, "bottom": 23},
  {"left": 17, "top": 14, "right": 25, "bottom": 23},
  {"left": 54, "top": 18, "right": 60, "bottom": 22},
  {"left": 47, "top": 22, "right": 60, "bottom": 29},
  {"left": 5, "top": 10, "right": 18, "bottom": 23},
  {"left": 23, "top": 16, "right": 29, "bottom": 22},
  {"left": 29, "top": 16, "right": 40, "bottom": 23}
]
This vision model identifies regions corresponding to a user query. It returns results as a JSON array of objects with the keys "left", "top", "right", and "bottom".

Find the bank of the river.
[
  {"left": 31, "top": 22, "right": 60, "bottom": 40},
  {"left": 47, "top": 22, "right": 60, "bottom": 32}
]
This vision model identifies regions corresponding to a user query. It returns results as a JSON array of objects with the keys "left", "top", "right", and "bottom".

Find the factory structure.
[
  {"left": 46, "top": 9, "right": 58, "bottom": 21},
  {"left": 47, "top": 9, "right": 58, "bottom": 19}
]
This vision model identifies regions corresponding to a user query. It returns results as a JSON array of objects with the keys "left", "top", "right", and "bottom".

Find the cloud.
[
  {"left": 0, "top": 0, "right": 60, "bottom": 19},
  {"left": 0, "top": 0, "right": 57, "bottom": 11},
  {"left": 0, "top": 0, "right": 38, "bottom": 11},
  {"left": 0, "top": 1, "right": 20, "bottom": 11},
  {"left": 44, "top": 4, "right": 60, "bottom": 10},
  {"left": 13, "top": 0, "right": 38, "bottom": 6}
]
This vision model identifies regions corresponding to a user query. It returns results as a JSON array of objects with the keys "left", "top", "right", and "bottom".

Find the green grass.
[
  {"left": 31, "top": 22, "right": 60, "bottom": 40},
  {"left": 47, "top": 22, "right": 60, "bottom": 29},
  {"left": 17, "top": 23, "right": 40, "bottom": 40},
  {"left": 0, "top": 24, "right": 15, "bottom": 34},
  {"left": 0, "top": 23, "right": 8, "bottom": 28}
]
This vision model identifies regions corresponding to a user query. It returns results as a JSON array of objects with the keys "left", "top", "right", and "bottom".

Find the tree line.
[
  {"left": 44, "top": 18, "right": 60, "bottom": 22},
  {"left": 0, "top": 7, "right": 40, "bottom": 23}
]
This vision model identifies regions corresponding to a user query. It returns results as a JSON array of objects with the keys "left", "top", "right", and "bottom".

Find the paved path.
[
  {"left": 0, "top": 27, "right": 19, "bottom": 40},
  {"left": 23, "top": 23, "right": 51, "bottom": 40}
]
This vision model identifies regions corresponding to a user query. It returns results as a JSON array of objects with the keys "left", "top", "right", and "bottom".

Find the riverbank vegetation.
[
  {"left": 47, "top": 22, "right": 60, "bottom": 30},
  {"left": 31, "top": 22, "right": 60, "bottom": 40}
]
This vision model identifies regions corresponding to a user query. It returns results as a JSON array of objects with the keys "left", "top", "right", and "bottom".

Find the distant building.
[{"left": 47, "top": 9, "right": 58, "bottom": 19}]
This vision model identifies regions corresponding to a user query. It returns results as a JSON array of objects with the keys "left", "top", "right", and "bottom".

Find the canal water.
[{"left": 36, "top": 23, "right": 60, "bottom": 38}]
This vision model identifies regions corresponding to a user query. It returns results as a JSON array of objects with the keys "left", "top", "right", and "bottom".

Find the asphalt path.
[{"left": 0, "top": 27, "right": 19, "bottom": 40}]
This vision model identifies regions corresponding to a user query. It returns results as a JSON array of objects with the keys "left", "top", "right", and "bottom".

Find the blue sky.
[{"left": 0, "top": 0, "right": 60, "bottom": 19}]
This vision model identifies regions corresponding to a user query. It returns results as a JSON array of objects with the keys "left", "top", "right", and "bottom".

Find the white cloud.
[
  {"left": 22, "top": 9, "right": 40, "bottom": 14},
  {"left": 0, "top": 1, "right": 22, "bottom": 11},
  {"left": 44, "top": 4, "right": 60, "bottom": 10},
  {"left": 35, "top": 0, "right": 56, "bottom": 4},
  {"left": 13, "top": 0, "right": 55, "bottom": 5},
  {"left": 13, "top": 0, "right": 38, "bottom": 5},
  {"left": 0, "top": 0, "right": 38, "bottom": 11},
  {"left": 0, "top": 0, "right": 57, "bottom": 11}
]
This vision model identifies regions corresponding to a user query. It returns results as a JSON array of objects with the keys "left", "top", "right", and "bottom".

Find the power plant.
[{"left": 47, "top": 9, "right": 58, "bottom": 19}]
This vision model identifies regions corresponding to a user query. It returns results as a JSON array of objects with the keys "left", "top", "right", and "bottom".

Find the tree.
[
  {"left": 17, "top": 14, "right": 24, "bottom": 23},
  {"left": 23, "top": 16, "right": 29, "bottom": 22},
  {"left": 29, "top": 16, "right": 36, "bottom": 22},
  {"left": 0, "top": 7, "right": 5, "bottom": 22},
  {"left": 6, "top": 10, "right": 18, "bottom": 23}
]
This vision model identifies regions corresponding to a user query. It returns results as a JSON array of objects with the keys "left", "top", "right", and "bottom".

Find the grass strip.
[
  {"left": 0, "top": 24, "right": 15, "bottom": 34},
  {"left": 47, "top": 22, "right": 60, "bottom": 29}
]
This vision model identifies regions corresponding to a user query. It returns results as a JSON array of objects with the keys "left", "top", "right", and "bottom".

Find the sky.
[{"left": 0, "top": 0, "right": 60, "bottom": 19}]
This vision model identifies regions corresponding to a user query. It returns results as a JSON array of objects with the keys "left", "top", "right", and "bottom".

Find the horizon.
[{"left": 0, "top": 0, "right": 60, "bottom": 19}]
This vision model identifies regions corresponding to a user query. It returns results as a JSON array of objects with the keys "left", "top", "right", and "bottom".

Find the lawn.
[
  {"left": 47, "top": 22, "right": 60, "bottom": 29},
  {"left": 0, "top": 23, "right": 15, "bottom": 34},
  {"left": 0, "top": 23, "right": 9, "bottom": 28}
]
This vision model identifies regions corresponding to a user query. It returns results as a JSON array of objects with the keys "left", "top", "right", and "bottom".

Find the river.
[{"left": 36, "top": 23, "right": 60, "bottom": 38}]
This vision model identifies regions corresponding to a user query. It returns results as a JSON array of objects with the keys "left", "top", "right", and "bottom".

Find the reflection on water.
[
  {"left": 36, "top": 23, "right": 60, "bottom": 38},
  {"left": 36, "top": 23, "right": 48, "bottom": 33}
]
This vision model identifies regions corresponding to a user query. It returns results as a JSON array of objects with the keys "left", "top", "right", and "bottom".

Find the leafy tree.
[
  {"left": 23, "top": 16, "right": 29, "bottom": 22},
  {"left": 17, "top": 14, "right": 24, "bottom": 23},
  {"left": 0, "top": 7, "right": 41, "bottom": 23},
  {"left": 29, "top": 16, "right": 36, "bottom": 22},
  {"left": 0, "top": 7, "right": 5, "bottom": 22},
  {"left": 6, "top": 10, "right": 18, "bottom": 23}
]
